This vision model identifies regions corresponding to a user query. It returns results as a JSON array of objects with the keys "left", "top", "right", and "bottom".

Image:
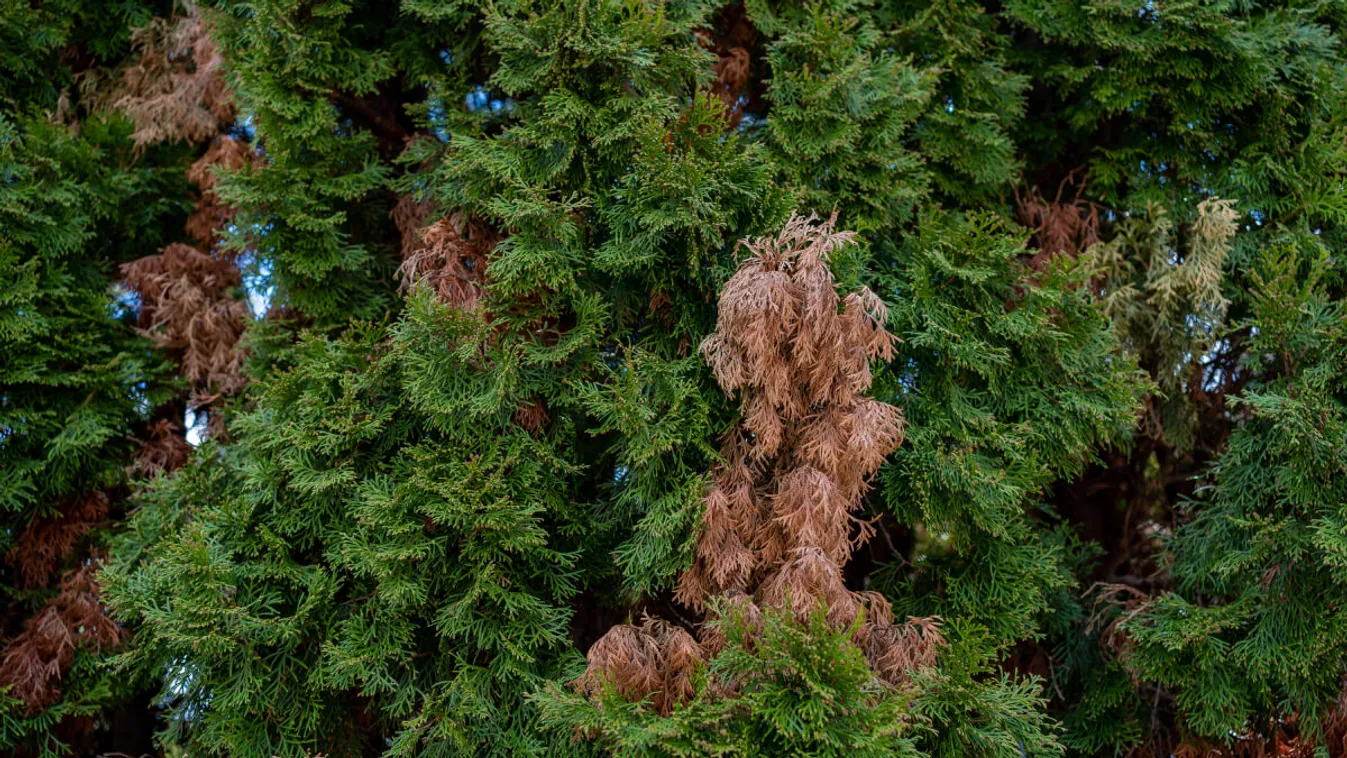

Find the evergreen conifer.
[{"left": 1, "top": 1, "right": 1345, "bottom": 756}]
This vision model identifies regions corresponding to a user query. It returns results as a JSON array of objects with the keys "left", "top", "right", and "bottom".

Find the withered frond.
[
  {"left": 0, "top": 563, "right": 121, "bottom": 713},
  {"left": 89, "top": 7, "right": 233, "bottom": 147},
  {"left": 122, "top": 242, "right": 249, "bottom": 405},
  {"left": 587, "top": 213, "right": 927, "bottom": 708},
  {"left": 1014, "top": 173, "right": 1100, "bottom": 268},
  {"left": 186, "top": 135, "right": 258, "bottom": 249},
  {"left": 6, "top": 492, "right": 108, "bottom": 590},
  {"left": 397, "top": 211, "right": 502, "bottom": 311},
  {"left": 575, "top": 616, "right": 705, "bottom": 715}
]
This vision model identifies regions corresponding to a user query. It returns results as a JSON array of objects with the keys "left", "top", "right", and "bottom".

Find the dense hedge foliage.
[{"left": 2, "top": 1, "right": 1345, "bottom": 756}]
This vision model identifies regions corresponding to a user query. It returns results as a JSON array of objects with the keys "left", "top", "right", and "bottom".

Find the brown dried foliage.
[
  {"left": 122, "top": 242, "right": 249, "bottom": 404},
  {"left": 1162, "top": 726, "right": 1324, "bottom": 758},
  {"left": 6, "top": 493, "right": 108, "bottom": 591},
  {"left": 101, "top": 7, "right": 253, "bottom": 414},
  {"left": 1320, "top": 684, "right": 1347, "bottom": 757},
  {"left": 698, "top": 4, "right": 758, "bottom": 128},
  {"left": 858, "top": 615, "right": 945, "bottom": 688},
  {"left": 1014, "top": 172, "right": 1100, "bottom": 269},
  {"left": 513, "top": 396, "right": 550, "bottom": 435},
  {"left": 391, "top": 193, "right": 436, "bottom": 257},
  {"left": 1087, "top": 582, "right": 1151, "bottom": 667},
  {"left": 185, "top": 135, "right": 256, "bottom": 249},
  {"left": 0, "top": 563, "right": 121, "bottom": 713},
  {"left": 710, "top": 46, "right": 750, "bottom": 125},
  {"left": 579, "top": 214, "right": 942, "bottom": 711},
  {"left": 135, "top": 418, "right": 194, "bottom": 477},
  {"left": 397, "top": 207, "right": 501, "bottom": 311},
  {"left": 575, "top": 617, "right": 705, "bottom": 715},
  {"left": 95, "top": 9, "right": 233, "bottom": 146},
  {"left": 682, "top": 212, "right": 902, "bottom": 601}
]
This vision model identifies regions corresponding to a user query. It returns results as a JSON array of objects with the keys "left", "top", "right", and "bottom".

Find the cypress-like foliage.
[
  {"left": 3, "top": 0, "right": 1345, "bottom": 756},
  {"left": 1103, "top": 241, "right": 1347, "bottom": 754},
  {"left": 0, "top": 111, "right": 173, "bottom": 756},
  {"left": 2, "top": 4, "right": 184, "bottom": 754},
  {"left": 1, "top": 2, "right": 250, "bottom": 753}
]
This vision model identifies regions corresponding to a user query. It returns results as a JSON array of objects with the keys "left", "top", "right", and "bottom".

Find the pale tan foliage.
[
  {"left": 87, "top": 5, "right": 233, "bottom": 146},
  {"left": 1084, "top": 198, "right": 1236, "bottom": 392},
  {"left": 122, "top": 243, "right": 249, "bottom": 405},
  {"left": 579, "top": 214, "right": 941, "bottom": 710},
  {"left": 681, "top": 212, "right": 900, "bottom": 602},
  {"left": 1083, "top": 198, "right": 1238, "bottom": 448},
  {"left": 858, "top": 615, "right": 945, "bottom": 688},
  {"left": 576, "top": 616, "right": 705, "bottom": 716}
]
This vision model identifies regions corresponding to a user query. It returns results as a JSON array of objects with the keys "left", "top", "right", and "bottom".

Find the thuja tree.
[
  {"left": 0, "top": 106, "right": 174, "bottom": 758},
  {"left": 1108, "top": 239, "right": 1347, "bottom": 753},
  {"left": 3, "top": 0, "right": 1343, "bottom": 757},
  {"left": 1, "top": 1, "right": 251, "bottom": 755}
]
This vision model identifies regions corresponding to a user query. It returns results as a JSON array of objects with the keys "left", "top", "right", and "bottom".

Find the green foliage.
[
  {"left": 205, "top": 0, "right": 408, "bottom": 324},
  {"left": 537, "top": 604, "right": 922, "bottom": 757},
  {"left": 748, "top": 0, "right": 935, "bottom": 234},
  {"left": 874, "top": 212, "right": 1145, "bottom": 637},
  {"left": 6, "top": 0, "right": 1342, "bottom": 756},
  {"left": 0, "top": 114, "right": 178, "bottom": 522},
  {"left": 1117, "top": 239, "right": 1347, "bottom": 744},
  {"left": 575, "top": 349, "right": 720, "bottom": 597},
  {"left": 106, "top": 314, "right": 561, "bottom": 756},
  {"left": 0, "top": 9, "right": 194, "bottom": 745},
  {"left": 861, "top": 212, "right": 1143, "bottom": 755},
  {"left": 0, "top": 0, "right": 155, "bottom": 112},
  {"left": 878, "top": 0, "right": 1028, "bottom": 205},
  {"left": 911, "top": 622, "right": 1064, "bottom": 758},
  {"left": 1003, "top": 0, "right": 1346, "bottom": 216}
]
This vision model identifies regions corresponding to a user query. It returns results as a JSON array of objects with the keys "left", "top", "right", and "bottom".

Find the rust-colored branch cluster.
[
  {"left": 1, "top": 495, "right": 121, "bottom": 715},
  {"left": 109, "top": 8, "right": 256, "bottom": 436},
  {"left": 122, "top": 242, "right": 250, "bottom": 406},
  {"left": 186, "top": 135, "right": 255, "bottom": 249},
  {"left": 0, "top": 564, "right": 121, "bottom": 713},
  {"left": 698, "top": 4, "right": 759, "bottom": 128},
  {"left": 393, "top": 198, "right": 499, "bottom": 312},
  {"left": 577, "top": 214, "right": 942, "bottom": 714},
  {"left": 680, "top": 213, "right": 902, "bottom": 605},
  {"left": 1014, "top": 172, "right": 1100, "bottom": 269},
  {"left": 392, "top": 193, "right": 547, "bottom": 432},
  {"left": 123, "top": 132, "right": 257, "bottom": 422},
  {"left": 123, "top": 134, "right": 257, "bottom": 417},
  {"left": 134, "top": 418, "right": 195, "bottom": 477},
  {"left": 6, "top": 493, "right": 108, "bottom": 591},
  {"left": 710, "top": 46, "right": 750, "bottom": 126},
  {"left": 575, "top": 617, "right": 705, "bottom": 714}
]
